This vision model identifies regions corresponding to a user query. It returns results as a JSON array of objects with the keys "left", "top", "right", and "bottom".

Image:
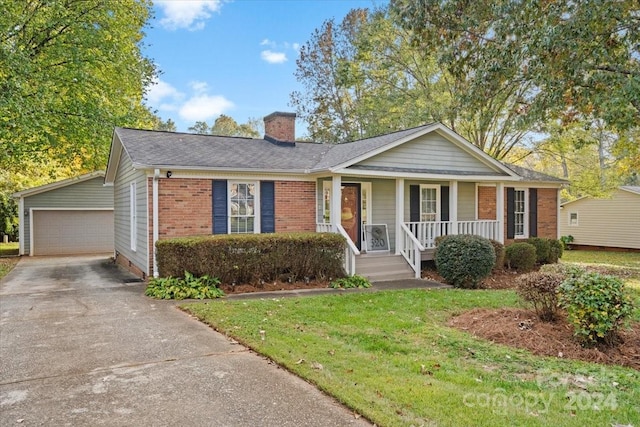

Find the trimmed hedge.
[
  {"left": 489, "top": 239, "right": 505, "bottom": 270},
  {"left": 505, "top": 242, "right": 537, "bottom": 272},
  {"left": 526, "top": 237, "right": 551, "bottom": 264},
  {"left": 434, "top": 234, "right": 495, "bottom": 288},
  {"left": 156, "top": 233, "right": 347, "bottom": 285}
]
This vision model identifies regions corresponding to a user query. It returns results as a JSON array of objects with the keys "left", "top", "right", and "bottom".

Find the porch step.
[{"left": 355, "top": 254, "right": 416, "bottom": 282}]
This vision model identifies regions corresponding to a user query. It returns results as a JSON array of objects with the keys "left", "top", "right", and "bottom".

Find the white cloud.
[
  {"left": 178, "top": 95, "right": 234, "bottom": 121},
  {"left": 189, "top": 80, "right": 209, "bottom": 94},
  {"left": 260, "top": 38, "right": 274, "bottom": 47},
  {"left": 261, "top": 50, "right": 287, "bottom": 64},
  {"left": 156, "top": 0, "right": 222, "bottom": 31},
  {"left": 145, "top": 78, "right": 184, "bottom": 108},
  {"left": 292, "top": 43, "right": 300, "bottom": 51}
]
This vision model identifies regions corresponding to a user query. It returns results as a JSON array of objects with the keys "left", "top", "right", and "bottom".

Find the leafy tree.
[
  {"left": 0, "top": 0, "right": 157, "bottom": 172},
  {"left": 188, "top": 115, "right": 261, "bottom": 138},
  {"left": 152, "top": 117, "right": 177, "bottom": 132},
  {"left": 390, "top": 0, "right": 640, "bottom": 131},
  {"left": 188, "top": 121, "right": 211, "bottom": 135},
  {"left": 211, "top": 115, "right": 260, "bottom": 138},
  {"left": 291, "top": 7, "right": 539, "bottom": 159}
]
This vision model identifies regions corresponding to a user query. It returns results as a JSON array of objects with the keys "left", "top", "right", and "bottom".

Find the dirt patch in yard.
[
  {"left": 449, "top": 308, "right": 640, "bottom": 370},
  {"left": 422, "top": 265, "right": 522, "bottom": 289}
]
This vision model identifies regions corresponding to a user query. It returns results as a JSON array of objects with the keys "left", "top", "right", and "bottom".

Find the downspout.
[
  {"left": 152, "top": 169, "right": 160, "bottom": 277},
  {"left": 18, "top": 197, "right": 24, "bottom": 255}
]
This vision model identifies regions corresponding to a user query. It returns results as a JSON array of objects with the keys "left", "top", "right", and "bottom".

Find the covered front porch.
[{"left": 316, "top": 175, "right": 507, "bottom": 279}]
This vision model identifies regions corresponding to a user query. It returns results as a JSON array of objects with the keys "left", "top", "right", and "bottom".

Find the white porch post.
[
  {"left": 331, "top": 175, "right": 342, "bottom": 232},
  {"left": 152, "top": 169, "right": 160, "bottom": 277},
  {"left": 395, "top": 178, "right": 404, "bottom": 255},
  {"left": 496, "top": 182, "right": 505, "bottom": 243},
  {"left": 449, "top": 180, "right": 458, "bottom": 232}
]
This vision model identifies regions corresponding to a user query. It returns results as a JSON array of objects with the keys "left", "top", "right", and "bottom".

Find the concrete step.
[{"left": 356, "top": 254, "right": 416, "bottom": 282}]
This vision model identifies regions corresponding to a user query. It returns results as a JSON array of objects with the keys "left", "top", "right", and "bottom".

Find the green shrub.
[
  {"left": 329, "top": 275, "right": 372, "bottom": 289},
  {"left": 516, "top": 271, "right": 564, "bottom": 321},
  {"left": 145, "top": 271, "right": 225, "bottom": 300},
  {"left": 434, "top": 235, "right": 450, "bottom": 247},
  {"left": 548, "top": 239, "right": 564, "bottom": 263},
  {"left": 526, "top": 237, "right": 551, "bottom": 264},
  {"left": 156, "top": 233, "right": 346, "bottom": 285},
  {"left": 434, "top": 234, "right": 495, "bottom": 289},
  {"left": 558, "top": 273, "right": 634, "bottom": 346},
  {"left": 505, "top": 242, "right": 537, "bottom": 272},
  {"left": 560, "top": 235, "right": 574, "bottom": 250},
  {"left": 488, "top": 239, "right": 505, "bottom": 270}
]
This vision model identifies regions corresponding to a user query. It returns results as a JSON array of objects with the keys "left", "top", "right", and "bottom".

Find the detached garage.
[{"left": 13, "top": 172, "right": 114, "bottom": 256}]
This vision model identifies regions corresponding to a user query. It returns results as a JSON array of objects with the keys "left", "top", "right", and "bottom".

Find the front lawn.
[
  {"left": 562, "top": 250, "right": 640, "bottom": 288},
  {"left": 0, "top": 242, "right": 19, "bottom": 257},
  {"left": 183, "top": 289, "right": 640, "bottom": 427}
]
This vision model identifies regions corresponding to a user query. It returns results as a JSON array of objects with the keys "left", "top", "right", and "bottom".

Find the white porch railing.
[
  {"left": 405, "top": 220, "right": 500, "bottom": 249},
  {"left": 400, "top": 223, "right": 424, "bottom": 278},
  {"left": 316, "top": 223, "right": 360, "bottom": 275}
]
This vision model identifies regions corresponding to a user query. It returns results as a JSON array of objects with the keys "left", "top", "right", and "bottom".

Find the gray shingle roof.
[
  {"left": 113, "top": 126, "right": 565, "bottom": 183},
  {"left": 501, "top": 163, "right": 568, "bottom": 183},
  {"left": 115, "top": 128, "right": 330, "bottom": 171}
]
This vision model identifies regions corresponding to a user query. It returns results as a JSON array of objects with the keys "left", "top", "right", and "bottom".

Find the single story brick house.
[
  {"left": 104, "top": 112, "right": 565, "bottom": 280},
  {"left": 559, "top": 186, "right": 640, "bottom": 251}
]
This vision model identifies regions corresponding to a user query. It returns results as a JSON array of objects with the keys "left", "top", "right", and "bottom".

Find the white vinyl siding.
[
  {"left": 357, "top": 133, "right": 498, "bottom": 174},
  {"left": 558, "top": 189, "right": 640, "bottom": 249},
  {"left": 457, "top": 182, "right": 476, "bottom": 221},
  {"left": 114, "top": 149, "right": 148, "bottom": 274}
]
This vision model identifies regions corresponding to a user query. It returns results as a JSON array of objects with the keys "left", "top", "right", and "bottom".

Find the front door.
[{"left": 341, "top": 183, "right": 361, "bottom": 249}]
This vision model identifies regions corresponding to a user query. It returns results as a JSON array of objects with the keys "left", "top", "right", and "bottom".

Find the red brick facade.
[
  {"left": 274, "top": 181, "right": 316, "bottom": 232},
  {"left": 264, "top": 112, "right": 296, "bottom": 141},
  {"left": 156, "top": 178, "right": 213, "bottom": 238},
  {"left": 477, "top": 186, "right": 497, "bottom": 220},
  {"left": 477, "top": 186, "right": 558, "bottom": 245},
  {"left": 536, "top": 188, "right": 558, "bottom": 239}
]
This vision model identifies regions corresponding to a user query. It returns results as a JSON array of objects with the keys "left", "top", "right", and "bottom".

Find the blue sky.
[{"left": 144, "top": 0, "right": 385, "bottom": 135}]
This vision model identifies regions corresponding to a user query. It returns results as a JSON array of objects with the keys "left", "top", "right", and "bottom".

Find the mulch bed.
[
  {"left": 449, "top": 308, "right": 640, "bottom": 370},
  {"left": 219, "top": 279, "right": 330, "bottom": 294}
]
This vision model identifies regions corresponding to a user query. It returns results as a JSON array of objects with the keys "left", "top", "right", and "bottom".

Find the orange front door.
[{"left": 341, "top": 184, "right": 361, "bottom": 249}]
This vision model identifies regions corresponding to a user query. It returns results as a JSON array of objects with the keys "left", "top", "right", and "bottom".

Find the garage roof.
[{"left": 12, "top": 171, "right": 105, "bottom": 198}]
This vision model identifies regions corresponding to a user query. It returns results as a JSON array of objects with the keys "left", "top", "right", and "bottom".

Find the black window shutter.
[
  {"left": 260, "top": 181, "right": 275, "bottom": 233},
  {"left": 212, "top": 180, "right": 227, "bottom": 234},
  {"left": 529, "top": 188, "right": 538, "bottom": 237},
  {"left": 506, "top": 187, "right": 515, "bottom": 239},
  {"left": 440, "top": 186, "right": 450, "bottom": 221},
  {"left": 409, "top": 185, "right": 420, "bottom": 222}
]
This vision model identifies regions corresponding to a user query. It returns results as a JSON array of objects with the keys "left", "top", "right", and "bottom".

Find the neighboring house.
[
  {"left": 559, "top": 186, "right": 640, "bottom": 250},
  {"left": 13, "top": 172, "right": 114, "bottom": 256},
  {"left": 104, "top": 112, "right": 565, "bottom": 280}
]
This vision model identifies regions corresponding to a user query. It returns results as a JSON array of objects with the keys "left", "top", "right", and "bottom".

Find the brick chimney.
[{"left": 264, "top": 112, "right": 296, "bottom": 141}]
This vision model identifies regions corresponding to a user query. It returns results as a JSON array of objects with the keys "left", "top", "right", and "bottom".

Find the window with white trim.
[
  {"left": 229, "top": 182, "right": 256, "bottom": 233},
  {"left": 569, "top": 212, "right": 578, "bottom": 226},
  {"left": 514, "top": 189, "right": 527, "bottom": 237},
  {"left": 420, "top": 185, "right": 440, "bottom": 221},
  {"left": 130, "top": 182, "right": 137, "bottom": 251}
]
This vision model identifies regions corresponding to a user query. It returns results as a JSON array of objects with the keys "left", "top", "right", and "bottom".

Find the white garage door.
[{"left": 32, "top": 210, "right": 114, "bottom": 255}]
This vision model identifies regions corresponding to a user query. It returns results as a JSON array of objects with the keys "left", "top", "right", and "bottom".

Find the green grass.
[
  {"left": 183, "top": 289, "right": 640, "bottom": 427},
  {"left": 0, "top": 242, "right": 19, "bottom": 257},
  {"left": 562, "top": 250, "right": 640, "bottom": 289},
  {"left": 0, "top": 258, "right": 19, "bottom": 280},
  {"left": 563, "top": 250, "right": 640, "bottom": 269}
]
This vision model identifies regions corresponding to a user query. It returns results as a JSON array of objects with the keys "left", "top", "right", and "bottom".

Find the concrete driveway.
[{"left": 0, "top": 256, "right": 370, "bottom": 426}]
